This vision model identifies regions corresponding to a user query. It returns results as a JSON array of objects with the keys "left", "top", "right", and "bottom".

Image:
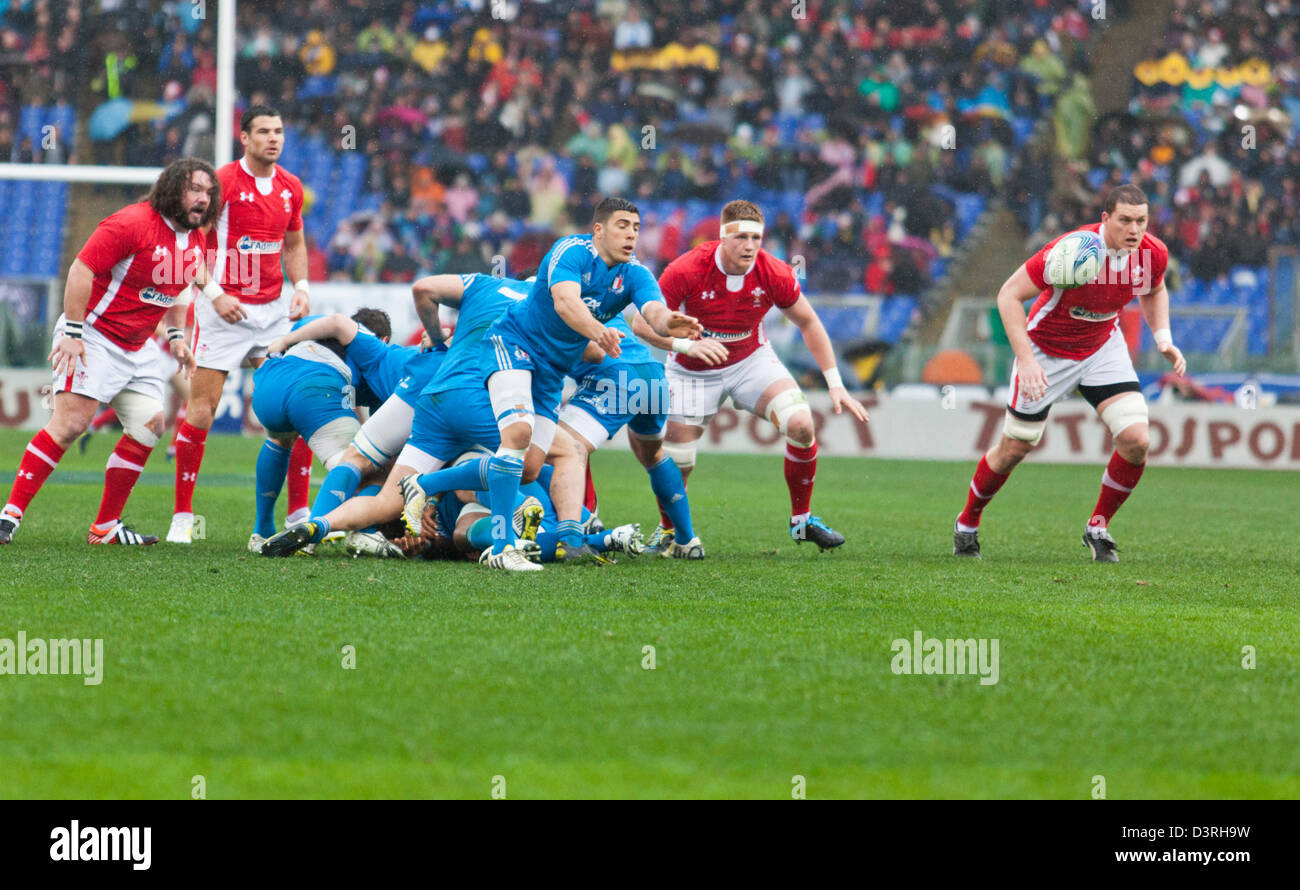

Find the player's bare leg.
[
  {"left": 539, "top": 427, "right": 606, "bottom": 563},
  {"left": 1083, "top": 393, "right": 1150, "bottom": 563},
  {"left": 754, "top": 379, "right": 843, "bottom": 551},
  {"left": 2, "top": 392, "right": 98, "bottom": 544},
  {"left": 954, "top": 430, "right": 1036, "bottom": 558},
  {"left": 167, "top": 365, "right": 226, "bottom": 542}
]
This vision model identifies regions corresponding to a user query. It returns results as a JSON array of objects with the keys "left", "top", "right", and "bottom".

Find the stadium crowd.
[
  {"left": 2, "top": 0, "right": 1100, "bottom": 303},
  {"left": 1048, "top": 0, "right": 1300, "bottom": 278}
]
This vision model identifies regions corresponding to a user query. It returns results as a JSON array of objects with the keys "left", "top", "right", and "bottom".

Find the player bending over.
[
  {"left": 1, "top": 158, "right": 212, "bottom": 545},
  {"left": 248, "top": 308, "right": 394, "bottom": 553},
  {"left": 466, "top": 197, "right": 701, "bottom": 567},
  {"left": 558, "top": 310, "right": 724, "bottom": 559},
  {"left": 952, "top": 184, "right": 1186, "bottom": 562},
  {"left": 632, "top": 199, "right": 869, "bottom": 552}
]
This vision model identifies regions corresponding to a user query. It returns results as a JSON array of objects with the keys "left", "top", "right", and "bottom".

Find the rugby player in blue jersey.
[
  {"left": 248, "top": 308, "right": 392, "bottom": 552},
  {"left": 469, "top": 198, "right": 702, "bottom": 566}
]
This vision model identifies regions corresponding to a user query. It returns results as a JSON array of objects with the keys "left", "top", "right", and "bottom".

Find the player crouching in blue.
[{"left": 249, "top": 308, "right": 391, "bottom": 552}]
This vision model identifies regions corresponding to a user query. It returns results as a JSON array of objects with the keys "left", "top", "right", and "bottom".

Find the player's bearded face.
[
  {"left": 180, "top": 172, "right": 214, "bottom": 230},
  {"left": 1102, "top": 202, "right": 1149, "bottom": 252},
  {"left": 595, "top": 212, "right": 640, "bottom": 262}
]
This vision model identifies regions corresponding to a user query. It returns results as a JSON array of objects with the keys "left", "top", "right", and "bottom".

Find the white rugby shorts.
[
  {"left": 193, "top": 293, "right": 290, "bottom": 373},
  {"left": 666, "top": 342, "right": 796, "bottom": 425},
  {"left": 51, "top": 315, "right": 167, "bottom": 405},
  {"left": 1008, "top": 328, "right": 1139, "bottom": 417}
]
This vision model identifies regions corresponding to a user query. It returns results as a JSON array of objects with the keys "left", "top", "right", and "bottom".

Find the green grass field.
[{"left": 0, "top": 427, "right": 1296, "bottom": 799}]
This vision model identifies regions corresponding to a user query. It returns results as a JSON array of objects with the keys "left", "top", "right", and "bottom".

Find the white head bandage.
[{"left": 720, "top": 219, "right": 764, "bottom": 238}]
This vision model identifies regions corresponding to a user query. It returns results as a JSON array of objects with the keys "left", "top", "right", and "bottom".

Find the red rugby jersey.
[
  {"left": 76, "top": 202, "right": 203, "bottom": 351},
  {"left": 208, "top": 158, "right": 304, "bottom": 304},
  {"left": 658, "top": 242, "right": 802, "bottom": 371},
  {"left": 1023, "top": 223, "right": 1168, "bottom": 360}
]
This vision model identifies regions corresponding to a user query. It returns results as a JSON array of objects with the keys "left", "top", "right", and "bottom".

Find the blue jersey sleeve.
[
  {"left": 344, "top": 328, "right": 390, "bottom": 379},
  {"left": 625, "top": 262, "right": 664, "bottom": 311},
  {"left": 547, "top": 240, "right": 588, "bottom": 287}
]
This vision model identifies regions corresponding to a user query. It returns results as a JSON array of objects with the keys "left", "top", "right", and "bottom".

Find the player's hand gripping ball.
[{"left": 1044, "top": 230, "right": 1103, "bottom": 289}]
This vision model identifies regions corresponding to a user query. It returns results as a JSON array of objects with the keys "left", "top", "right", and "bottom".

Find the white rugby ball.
[{"left": 1044, "top": 230, "right": 1103, "bottom": 288}]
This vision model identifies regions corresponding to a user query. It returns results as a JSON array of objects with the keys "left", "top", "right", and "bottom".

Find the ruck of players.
[{"left": 2, "top": 107, "right": 1179, "bottom": 569}]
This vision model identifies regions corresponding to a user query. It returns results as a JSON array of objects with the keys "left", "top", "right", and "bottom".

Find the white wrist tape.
[
  {"left": 294, "top": 279, "right": 310, "bottom": 294},
  {"left": 1153, "top": 328, "right": 1173, "bottom": 348},
  {"left": 670, "top": 338, "right": 694, "bottom": 355},
  {"left": 823, "top": 367, "right": 844, "bottom": 389},
  {"left": 166, "top": 327, "right": 184, "bottom": 343},
  {"left": 202, "top": 279, "right": 225, "bottom": 302}
]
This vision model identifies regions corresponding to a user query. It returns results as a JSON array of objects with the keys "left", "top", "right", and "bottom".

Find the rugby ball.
[{"left": 1044, "top": 230, "right": 1103, "bottom": 288}]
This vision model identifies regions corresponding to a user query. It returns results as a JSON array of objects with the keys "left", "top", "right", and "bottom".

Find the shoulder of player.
[
  {"left": 1140, "top": 230, "right": 1169, "bottom": 257},
  {"left": 100, "top": 202, "right": 162, "bottom": 240},
  {"left": 754, "top": 248, "right": 795, "bottom": 277},
  {"left": 274, "top": 165, "right": 305, "bottom": 191},
  {"left": 664, "top": 242, "right": 714, "bottom": 274}
]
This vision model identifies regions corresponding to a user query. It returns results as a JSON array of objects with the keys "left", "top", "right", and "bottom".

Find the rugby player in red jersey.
[
  {"left": 168, "top": 104, "right": 312, "bottom": 545},
  {"left": 0, "top": 158, "right": 215, "bottom": 545},
  {"left": 952, "top": 184, "right": 1186, "bottom": 562},
  {"left": 633, "top": 199, "right": 870, "bottom": 551}
]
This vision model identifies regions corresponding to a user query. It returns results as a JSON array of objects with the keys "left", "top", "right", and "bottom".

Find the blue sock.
[
  {"left": 357, "top": 483, "right": 381, "bottom": 533},
  {"left": 534, "top": 531, "right": 560, "bottom": 562},
  {"left": 535, "top": 529, "right": 608, "bottom": 561},
  {"left": 486, "top": 452, "right": 524, "bottom": 553},
  {"left": 468, "top": 515, "right": 494, "bottom": 551},
  {"left": 648, "top": 456, "right": 694, "bottom": 540},
  {"left": 556, "top": 518, "right": 583, "bottom": 548},
  {"left": 417, "top": 457, "right": 490, "bottom": 498},
  {"left": 311, "top": 463, "right": 361, "bottom": 518},
  {"left": 254, "top": 440, "right": 291, "bottom": 538},
  {"left": 308, "top": 517, "right": 331, "bottom": 543}
]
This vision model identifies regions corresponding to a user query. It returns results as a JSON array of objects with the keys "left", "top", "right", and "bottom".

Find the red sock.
[
  {"left": 287, "top": 437, "right": 312, "bottom": 516},
  {"left": 583, "top": 461, "right": 598, "bottom": 515},
  {"left": 94, "top": 435, "right": 153, "bottom": 527},
  {"left": 172, "top": 420, "right": 207, "bottom": 514},
  {"left": 658, "top": 502, "right": 673, "bottom": 530},
  {"left": 784, "top": 440, "right": 818, "bottom": 520},
  {"left": 958, "top": 455, "right": 1010, "bottom": 528},
  {"left": 1089, "top": 451, "right": 1145, "bottom": 529},
  {"left": 90, "top": 407, "right": 118, "bottom": 431},
  {"left": 3, "top": 429, "right": 66, "bottom": 521}
]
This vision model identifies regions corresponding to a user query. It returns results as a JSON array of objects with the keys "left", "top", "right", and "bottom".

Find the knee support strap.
[
  {"left": 1003, "top": 411, "right": 1046, "bottom": 446},
  {"left": 663, "top": 440, "right": 697, "bottom": 469},
  {"left": 111, "top": 390, "right": 164, "bottom": 449},
  {"left": 765, "top": 388, "right": 810, "bottom": 444},
  {"left": 1099, "top": 392, "right": 1148, "bottom": 438}
]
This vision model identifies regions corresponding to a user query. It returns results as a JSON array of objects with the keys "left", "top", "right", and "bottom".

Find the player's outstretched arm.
[
  {"left": 628, "top": 309, "right": 727, "bottom": 365},
  {"left": 641, "top": 301, "right": 703, "bottom": 340},
  {"left": 997, "top": 263, "right": 1050, "bottom": 402},
  {"left": 781, "top": 296, "right": 869, "bottom": 422},
  {"left": 411, "top": 274, "right": 467, "bottom": 343},
  {"left": 267, "top": 313, "right": 359, "bottom": 356},
  {"left": 552, "top": 281, "right": 624, "bottom": 357},
  {"left": 50, "top": 258, "right": 94, "bottom": 375},
  {"left": 1138, "top": 281, "right": 1186, "bottom": 375}
]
